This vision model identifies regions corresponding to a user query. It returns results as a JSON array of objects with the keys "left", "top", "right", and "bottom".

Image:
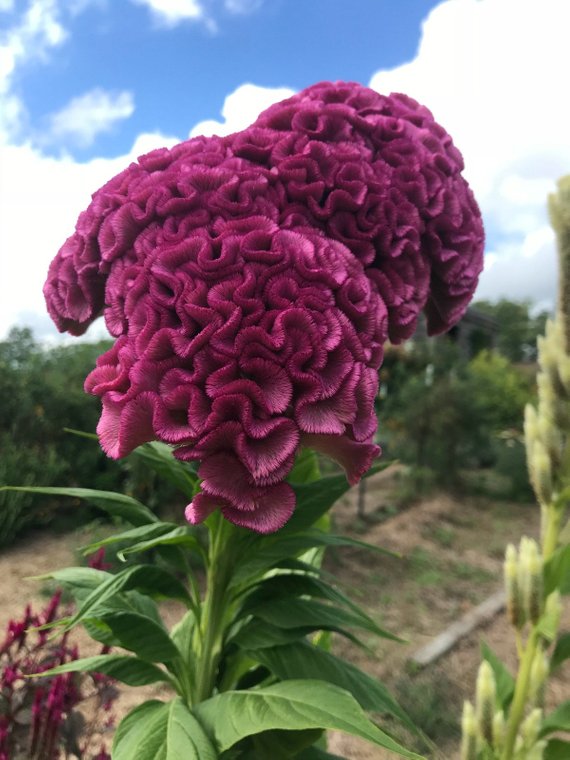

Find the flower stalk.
[{"left": 192, "top": 514, "right": 241, "bottom": 704}]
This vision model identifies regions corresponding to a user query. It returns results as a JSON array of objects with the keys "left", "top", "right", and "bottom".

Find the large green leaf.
[
  {"left": 551, "top": 632, "right": 570, "bottom": 673},
  {"left": 481, "top": 642, "right": 515, "bottom": 710},
  {"left": 248, "top": 641, "right": 416, "bottom": 734},
  {"left": 62, "top": 564, "right": 191, "bottom": 633},
  {"left": 0, "top": 486, "right": 157, "bottom": 526},
  {"left": 92, "top": 610, "right": 181, "bottom": 663},
  {"left": 239, "top": 572, "right": 390, "bottom": 634},
  {"left": 38, "top": 654, "right": 174, "bottom": 687},
  {"left": 249, "top": 597, "right": 400, "bottom": 641},
  {"left": 113, "top": 698, "right": 217, "bottom": 760},
  {"left": 544, "top": 544, "right": 570, "bottom": 595},
  {"left": 231, "top": 529, "right": 394, "bottom": 587},
  {"left": 545, "top": 739, "right": 570, "bottom": 760},
  {"left": 194, "top": 680, "right": 423, "bottom": 758},
  {"left": 539, "top": 701, "right": 570, "bottom": 736}
]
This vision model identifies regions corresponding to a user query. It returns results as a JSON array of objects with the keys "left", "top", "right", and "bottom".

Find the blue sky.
[
  {"left": 1, "top": 0, "right": 569, "bottom": 339},
  {"left": 6, "top": 0, "right": 437, "bottom": 159}
]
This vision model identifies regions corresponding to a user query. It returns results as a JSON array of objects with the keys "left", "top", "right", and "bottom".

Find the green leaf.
[
  {"left": 38, "top": 654, "right": 174, "bottom": 687},
  {"left": 38, "top": 566, "right": 110, "bottom": 593},
  {"left": 93, "top": 611, "right": 181, "bottom": 663},
  {"left": 285, "top": 474, "right": 353, "bottom": 533},
  {"left": 1, "top": 486, "right": 157, "bottom": 526},
  {"left": 130, "top": 441, "right": 199, "bottom": 500},
  {"left": 551, "top": 632, "right": 570, "bottom": 672},
  {"left": 113, "top": 701, "right": 169, "bottom": 759},
  {"left": 314, "top": 531, "right": 399, "bottom": 558},
  {"left": 248, "top": 641, "right": 416, "bottom": 734},
  {"left": 80, "top": 586, "right": 166, "bottom": 648},
  {"left": 544, "top": 544, "right": 570, "bottom": 595},
  {"left": 539, "top": 700, "right": 570, "bottom": 736},
  {"left": 165, "top": 698, "right": 218, "bottom": 760},
  {"left": 62, "top": 564, "right": 191, "bottom": 632},
  {"left": 232, "top": 620, "right": 317, "bottom": 649},
  {"left": 249, "top": 597, "right": 401, "bottom": 642},
  {"left": 481, "top": 642, "right": 515, "bottom": 709},
  {"left": 194, "top": 679, "right": 423, "bottom": 759},
  {"left": 289, "top": 448, "right": 321, "bottom": 484},
  {"left": 118, "top": 526, "right": 202, "bottom": 561},
  {"left": 286, "top": 462, "right": 392, "bottom": 533},
  {"left": 113, "top": 698, "right": 217, "bottom": 760},
  {"left": 544, "top": 739, "right": 570, "bottom": 760},
  {"left": 81, "top": 522, "right": 178, "bottom": 556}
]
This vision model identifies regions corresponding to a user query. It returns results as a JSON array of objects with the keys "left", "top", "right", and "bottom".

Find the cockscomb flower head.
[{"left": 44, "top": 81, "right": 484, "bottom": 533}]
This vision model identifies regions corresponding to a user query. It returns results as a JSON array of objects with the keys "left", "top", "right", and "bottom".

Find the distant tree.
[
  {"left": 472, "top": 298, "right": 549, "bottom": 362},
  {"left": 0, "top": 329, "right": 119, "bottom": 543}
]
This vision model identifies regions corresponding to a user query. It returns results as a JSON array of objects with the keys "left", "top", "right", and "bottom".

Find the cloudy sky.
[{"left": 0, "top": 0, "right": 568, "bottom": 341}]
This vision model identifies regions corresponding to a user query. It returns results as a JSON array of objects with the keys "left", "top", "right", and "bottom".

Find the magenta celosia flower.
[{"left": 44, "top": 81, "right": 484, "bottom": 533}]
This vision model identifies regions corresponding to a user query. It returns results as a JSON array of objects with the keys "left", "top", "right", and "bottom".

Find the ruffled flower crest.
[{"left": 44, "top": 81, "right": 484, "bottom": 533}]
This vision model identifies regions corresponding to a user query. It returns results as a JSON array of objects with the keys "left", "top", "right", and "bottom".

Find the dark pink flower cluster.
[
  {"left": 44, "top": 81, "right": 484, "bottom": 533},
  {"left": 0, "top": 591, "right": 115, "bottom": 759}
]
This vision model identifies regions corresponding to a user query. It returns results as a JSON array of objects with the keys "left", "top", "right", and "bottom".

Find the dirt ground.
[{"left": 1, "top": 466, "right": 568, "bottom": 759}]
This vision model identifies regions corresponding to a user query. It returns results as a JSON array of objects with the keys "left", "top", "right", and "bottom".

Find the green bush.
[{"left": 379, "top": 341, "right": 534, "bottom": 489}]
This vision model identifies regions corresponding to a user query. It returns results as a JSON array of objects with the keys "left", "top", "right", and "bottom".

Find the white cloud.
[
  {"left": 0, "top": 0, "right": 15, "bottom": 11},
  {"left": 477, "top": 226, "right": 556, "bottom": 308},
  {"left": 0, "top": 131, "right": 181, "bottom": 340},
  {"left": 130, "top": 0, "right": 205, "bottom": 26},
  {"left": 45, "top": 88, "right": 135, "bottom": 148},
  {"left": 369, "top": 0, "right": 570, "bottom": 310},
  {"left": 189, "top": 82, "right": 295, "bottom": 137},
  {"left": 224, "top": 0, "right": 263, "bottom": 14},
  {"left": 0, "top": 0, "right": 67, "bottom": 141}
]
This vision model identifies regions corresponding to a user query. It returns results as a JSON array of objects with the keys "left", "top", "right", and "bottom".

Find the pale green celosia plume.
[{"left": 549, "top": 175, "right": 570, "bottom": 352}]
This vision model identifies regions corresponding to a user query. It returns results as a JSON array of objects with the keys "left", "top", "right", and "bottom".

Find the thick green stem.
[{"left": 192, "top": 516, "right": 236, "bottom": 704}]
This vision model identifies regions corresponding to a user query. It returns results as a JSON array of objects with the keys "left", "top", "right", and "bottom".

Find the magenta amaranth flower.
[{"left": 44, "top": 81, "right": 484, "bottom": 533}]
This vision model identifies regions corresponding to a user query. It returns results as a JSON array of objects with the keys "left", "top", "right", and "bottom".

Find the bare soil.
[{"left": 1, "top": 467, "right": 568, "bottom": 759}]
